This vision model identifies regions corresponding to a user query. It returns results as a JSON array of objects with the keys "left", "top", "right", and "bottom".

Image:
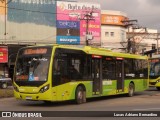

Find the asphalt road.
[
  {"left": 0, "top": 87, "right": 160, "bottom": 120},
  {"left": 0, "top": 87, "right": 160, "bottom": 111}
]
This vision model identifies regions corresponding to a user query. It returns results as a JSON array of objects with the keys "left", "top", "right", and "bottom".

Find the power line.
[
  {"left": 0, "top": 5, "right": 92, "bottom": 16},
  {"left": 0, "top": 5, "right": 64, "bottom": 15},
  {"left": 79, "top": 11, "right": 95, "bottom": 46},
  {"left": 129, "top": 14, "right": 160, "bottom": 18}
]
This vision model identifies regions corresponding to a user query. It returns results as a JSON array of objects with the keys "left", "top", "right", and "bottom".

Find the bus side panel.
[
  {"left": 70, "top": 81, "right": 93, "bottom": 99},
  {"left": 124, "top": 79, "right": 148, "bottom": 92},
  {"left": 102, "top": 80, "right": 117, "bottom": 96},
  {"left": 51, "top": 81, "right": 92, "bottom": 101}
]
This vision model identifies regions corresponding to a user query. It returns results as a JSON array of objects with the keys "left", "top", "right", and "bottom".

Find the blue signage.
[
  {"left": 56, "top": 20, "right": 80, "bottom": 29},
  {"left": 56, "top": 36, "right": 80, "bottom": 44}
]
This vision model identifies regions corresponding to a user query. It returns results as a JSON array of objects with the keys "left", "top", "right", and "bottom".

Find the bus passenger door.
[
  {"left": 116, "top": 59, "right": 124, "bottom": 92},
  {"left": 92, "top": 57, "right": 102, "bottom": 95}
]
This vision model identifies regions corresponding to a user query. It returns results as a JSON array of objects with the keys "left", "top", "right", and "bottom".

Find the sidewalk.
[{"left": 0, "top": 87, "right": 14, "bottom": 98}]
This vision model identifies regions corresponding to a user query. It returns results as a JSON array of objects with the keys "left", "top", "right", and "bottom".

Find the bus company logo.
[
  {"left": 2, "top": 112, "right": 11, "bottom": 117},
  {"left": 1, "top": 112, "right": 42, "bottom": 117}
]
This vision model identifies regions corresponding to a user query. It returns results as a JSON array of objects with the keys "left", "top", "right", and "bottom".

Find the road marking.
[{"left": 133, "top": 108, "right": 160, "bottom": 111}]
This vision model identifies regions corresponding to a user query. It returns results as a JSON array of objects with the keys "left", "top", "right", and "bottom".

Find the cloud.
[
  {"left": 76, "top": 0, "right": 160, "bottom": 30},
  {"left": 146, "top": 0, "right": 160, "bottom": 6}
]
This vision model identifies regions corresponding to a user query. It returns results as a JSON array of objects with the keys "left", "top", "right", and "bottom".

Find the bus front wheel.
[
  {"left": 75, "top": 86, "right": 86, "bottom": 104},
  {"left": 128, "top": 83, "right": 134, "bottom": 97}
]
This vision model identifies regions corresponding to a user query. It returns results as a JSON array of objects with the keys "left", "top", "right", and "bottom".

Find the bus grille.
[{"left": 150, "top": 82, "right": 156, "bottom": 85}]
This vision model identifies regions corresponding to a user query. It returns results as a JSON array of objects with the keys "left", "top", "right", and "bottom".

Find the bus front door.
[
  {"left": 116, "top": 60, "right": 124, "bottom": 92},
  {"left": 92, "top": 58, "right": 102, "bottom": 95}
]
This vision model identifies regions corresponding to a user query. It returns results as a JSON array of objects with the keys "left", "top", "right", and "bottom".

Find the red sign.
[
  {"left": 0, "top": 46, "right": 8, "bottom": 63},
  {"left": 23, "top": 48, "right": 47, "bottom": 55},
  {"left": 149, "top": 59, "right": 159, "bottom": 63},
  {"left": 92, "top": 55, "right": 102, "bottom": 59},
  {"left": 116, "top": 57, "right": 124, "bottom": 60}
]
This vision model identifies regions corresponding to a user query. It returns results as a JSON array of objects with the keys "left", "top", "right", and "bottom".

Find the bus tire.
[
  {"left": 1, "top": 82, "right": 8, "bottom": 89},
  {"left": 128, "top": 83, "right": 134, "bottom": 97},
  {"left": 43, "top": 101, "right": 53, "bottom": 105},
  {"left": 156, "top": 87, "right": 160, "bottom": 90},
  {"left": 75, "top": 86, "right": 86, "bottom": 104}
]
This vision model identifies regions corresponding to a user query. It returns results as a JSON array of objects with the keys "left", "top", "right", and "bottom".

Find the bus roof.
[
  {"left": 55, "top": 44, "right": 147, "bottom": 60},
  {"left": 22, "top": 44, "right": 148, "bottom": 60}
]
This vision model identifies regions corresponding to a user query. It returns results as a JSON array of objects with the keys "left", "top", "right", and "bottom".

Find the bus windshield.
[
  {"left": 150, "top": 59, "right": 160, "bottom": 77},
  {"left": 14, "top": 47, "right": 52, "bottom": 86}
]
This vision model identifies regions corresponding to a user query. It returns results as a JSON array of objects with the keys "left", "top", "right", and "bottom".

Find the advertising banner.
[
  {"left": 56, "top": 20, "right": 80, "bottom": 29},
  {"left": 0, "top": 0, "right": 6, "bottom": 15},
  {"left": 56, "top": 1, "right": 101, "bottom": 45},
  {"left": 56, "top": 36, "right": 80, "bottom": 44},
  {"left": 101, "top": 14, "right": 128, "bottom": 26},
  {"left": 0, "top": 0, "right": 7, "bottom": 22},
  {"left": 0, "top": 46, "right": 8, "bottom": 63},
  {"left": 57, "top": 28, "right": 80, "bottom": 36}
]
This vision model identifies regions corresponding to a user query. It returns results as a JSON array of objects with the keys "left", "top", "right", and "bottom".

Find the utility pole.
[
  {"left": 2, "top": 0, "right": 12, "bottom": 43},
  {"left": 121, "top": 19, "right": 138, "bottom": 53},
  {"left": 79, "top": 12, "right": 94, "bottom": 46},
  {"left": 4, "top": 0, "right": 6, "bottom": 42},
  {"left": 156, "top": 33, "right": 160, "bottom": 54}
]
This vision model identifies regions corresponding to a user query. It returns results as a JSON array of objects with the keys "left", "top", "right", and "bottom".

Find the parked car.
[{"left": 0, "top": 75, "right": 12, "bottom": 89}]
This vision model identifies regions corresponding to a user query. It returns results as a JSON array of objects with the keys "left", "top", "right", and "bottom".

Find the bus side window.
[
  {"left": 52, "top": 48, "right": 91, "bottom": 86},
  {"left": 102, "top": 58, "right": 116, "bottom": 80}
]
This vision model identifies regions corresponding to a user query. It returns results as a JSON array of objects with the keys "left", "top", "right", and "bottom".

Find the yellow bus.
[
  {"left": 149, "top": 56, "right": 160, "bottom": 90},
  {"left": 13, "top": 45, "right": 149, "bottom": 104}
]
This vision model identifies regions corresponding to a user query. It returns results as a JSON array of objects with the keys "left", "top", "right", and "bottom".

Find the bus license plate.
[{"left": 26, "top": 96, "right": 32, "bottom": 100}]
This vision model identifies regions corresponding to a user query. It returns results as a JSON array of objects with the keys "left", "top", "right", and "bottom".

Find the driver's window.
[{"left": 154, "top": 63, "right": 160, "bottom": 75}]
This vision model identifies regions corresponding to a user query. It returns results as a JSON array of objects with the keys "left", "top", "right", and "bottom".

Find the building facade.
[
  {"left": 127, "top": 27, "right": 158, "bottom": 54},
  {"left": 0, "top": 0, "right": 57, "bottom": 44},
  {"left": 0, "top": 0, "right": 101, "bottom": 45},
  {"left": 101, "top": 10, "right": 128, "bottom": 51}
]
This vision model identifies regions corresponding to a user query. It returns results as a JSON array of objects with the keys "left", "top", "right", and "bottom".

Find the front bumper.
[
  {"left": 14, "top": 91, "right": 52, "bottom": 101},
  {"left": 149, "top": 80, "right": 160, "bottom": 87}
]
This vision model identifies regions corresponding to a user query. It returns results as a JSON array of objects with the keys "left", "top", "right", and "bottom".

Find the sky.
[{"left": 77, "top": 0, "right": 160, "bottom": 31}]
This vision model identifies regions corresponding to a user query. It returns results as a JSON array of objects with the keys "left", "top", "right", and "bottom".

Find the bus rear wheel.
[
  {"left": 128, "top": 83, "right": 134, "bottom": 97},
  {"left": 75, "top": 86, "right": 86, "bottom": 104}
]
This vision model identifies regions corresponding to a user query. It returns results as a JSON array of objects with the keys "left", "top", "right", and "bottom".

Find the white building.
[
  {"left": 101, "top": 10, "right": 128, "bottom": 51},
  {"left": 127, "top": 27, "right": 158, "bottom": 52}
]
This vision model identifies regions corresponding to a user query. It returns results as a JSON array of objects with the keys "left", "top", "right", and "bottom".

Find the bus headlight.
[
  {"left": 39, "top": 84, "right": 49, "bottom": 93},
  {"left": 156, "top": 80, "right": 160, "bottom": 83}
]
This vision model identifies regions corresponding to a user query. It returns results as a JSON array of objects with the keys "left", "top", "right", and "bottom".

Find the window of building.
[
  {"left": 110, "top": 32, "right": 114, "bottom": 37},
  {"left": 121, "top": 31, "right": 125, "bottom": 41},
  {"left": 105, "top": 32, "right": 109, "bottom": 37}
]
